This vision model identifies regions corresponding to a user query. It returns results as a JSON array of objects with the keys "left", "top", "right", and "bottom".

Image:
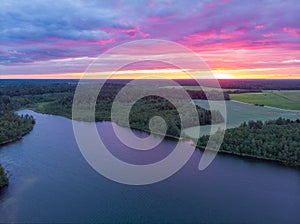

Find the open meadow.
[{"left": 230, "top": 90, "right": 300, "bottom": 110}]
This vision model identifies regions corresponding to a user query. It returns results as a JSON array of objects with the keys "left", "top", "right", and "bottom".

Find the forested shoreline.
[
  {"left": 197, "top": 118, "right": 300, "bottom": 167},
  {"left": 0, "top": 88, "right": 36, "bottom": 191},
  {"left": 0, "top": 112, "right": 35, "bottom": 190}
]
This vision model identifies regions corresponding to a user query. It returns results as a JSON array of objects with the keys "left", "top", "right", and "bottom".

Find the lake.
[{"left": 0, "top": 107, "right": 300, "bottom": 223}]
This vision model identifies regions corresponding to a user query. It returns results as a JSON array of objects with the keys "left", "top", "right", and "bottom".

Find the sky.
[{"left": 0, "top": 0, "right": 300, "bottom": 79}]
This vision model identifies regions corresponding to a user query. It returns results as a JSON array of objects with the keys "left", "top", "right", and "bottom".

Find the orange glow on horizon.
[{"left": 1, "top": 68, "right": 300, "bottom": 80}]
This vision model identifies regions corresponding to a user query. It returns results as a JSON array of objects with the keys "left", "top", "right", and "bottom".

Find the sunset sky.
[{"left": 1, "top": 0, "right": 299, "bottom": 79}]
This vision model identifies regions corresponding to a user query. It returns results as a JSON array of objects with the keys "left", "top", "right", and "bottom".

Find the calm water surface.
[{"left": 0, "top": 109, "right": 299, "bottom": 223}]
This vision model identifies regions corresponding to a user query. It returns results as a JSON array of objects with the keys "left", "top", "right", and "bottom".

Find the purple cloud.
[{"left": 0, "top": 0, "right": 299, "bottom": 77}]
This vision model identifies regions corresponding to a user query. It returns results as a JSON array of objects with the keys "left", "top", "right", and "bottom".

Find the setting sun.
[{"left": 212, "top": 72, "right": 234, "bottom": 79}]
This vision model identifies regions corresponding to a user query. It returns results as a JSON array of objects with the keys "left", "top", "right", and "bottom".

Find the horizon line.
[{"left": 1, "top": 78, "right": 300, "bottom": 80}]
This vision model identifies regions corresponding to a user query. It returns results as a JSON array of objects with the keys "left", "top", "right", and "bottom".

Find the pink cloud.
[
  {"left": 282, "top": 27, "right": 300, "bottom": 36},
  {"left": 262, "top": 33, "right": 274, "bottom": 38},
  {"left": 180, "top": 28, "right": 247, "bottom": 49},
  {"left": 95, "top": 38, "right": 116, "bottom": 45},
  {"left": 255, "top": 24, "right": 265, "bottom": 29},
  {"left": 147, "top": 16, "right": 162, "bottom": 22}
]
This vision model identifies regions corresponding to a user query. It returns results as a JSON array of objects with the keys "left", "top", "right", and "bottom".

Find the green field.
[{"left": 230, "top": 90, "right": 300, "bottom": 110}]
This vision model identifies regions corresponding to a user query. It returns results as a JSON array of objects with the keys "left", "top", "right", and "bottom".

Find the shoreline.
[
  {"left": 197, "top": 146, "right": 300, "bottom": 169},
  {"left": 25, "top": 108, "right": 184, "bottom": 141},
  {"left": 0, "top": 117, "right": 35, "bottom": 191},
  {"left": 0, "top": 126, "right": 34, "bottom": 147},
  {"left": 0, "top": 136, "right": 23, "bottom": 147}
]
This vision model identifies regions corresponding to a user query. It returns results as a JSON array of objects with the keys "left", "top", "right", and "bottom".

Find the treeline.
[
  {"left": 187, "top": 90, "right": 230, "bottom": 100},
  {"left": 197, "top": 118, "right": 300, "bottom": 166},
  {"left": 0, "top": 83, "right": 230, "bottom": 111},
  {"left": 128, "top": 96, "right": 223, "bottom": 137},
  {"left": 0, "top": 83, "right": 77, "bottom": 111},
  {"left": 176, "top": 79, "right": 300, "bottom": 90},
  {"left": 218, "top": 79, "right": 300, "bottom": 90},
  {"left": 225, "top": 89, "right": 262, "bottom": 94},
  {"left": 0, "top": 83, "right": 76, "bottom": 97}
]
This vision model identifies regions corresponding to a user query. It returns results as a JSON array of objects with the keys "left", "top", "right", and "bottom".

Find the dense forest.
[
  {"left": 0, "top": 83, "right": 76, "bottom": 97},
  {"left": 197, "top": 118, "right": 300, "bottom": 167},
  {"left": 0, "top": 112, "right": 35, "bottom": 145},
  {"left": 0, "top": 82, "right": 229, "bottom": 106},
  {"left": 127, "top": 96, "right": 223, "bottom": 137},
  {"left": 0, "top": 83, "right": 224, "bottom": 138},
  {"left": 177, "top": 79, "right": 300, "bottom": 90}
]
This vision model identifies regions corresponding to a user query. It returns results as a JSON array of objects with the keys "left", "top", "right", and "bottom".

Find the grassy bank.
[{"left": 230, "top": 90, "right": 300, "bottom": 110}]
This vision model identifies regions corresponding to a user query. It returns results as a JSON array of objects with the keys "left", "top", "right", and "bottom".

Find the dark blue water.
[{"left": 0, "top": 110, "right": 299, "bottom": 223}]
